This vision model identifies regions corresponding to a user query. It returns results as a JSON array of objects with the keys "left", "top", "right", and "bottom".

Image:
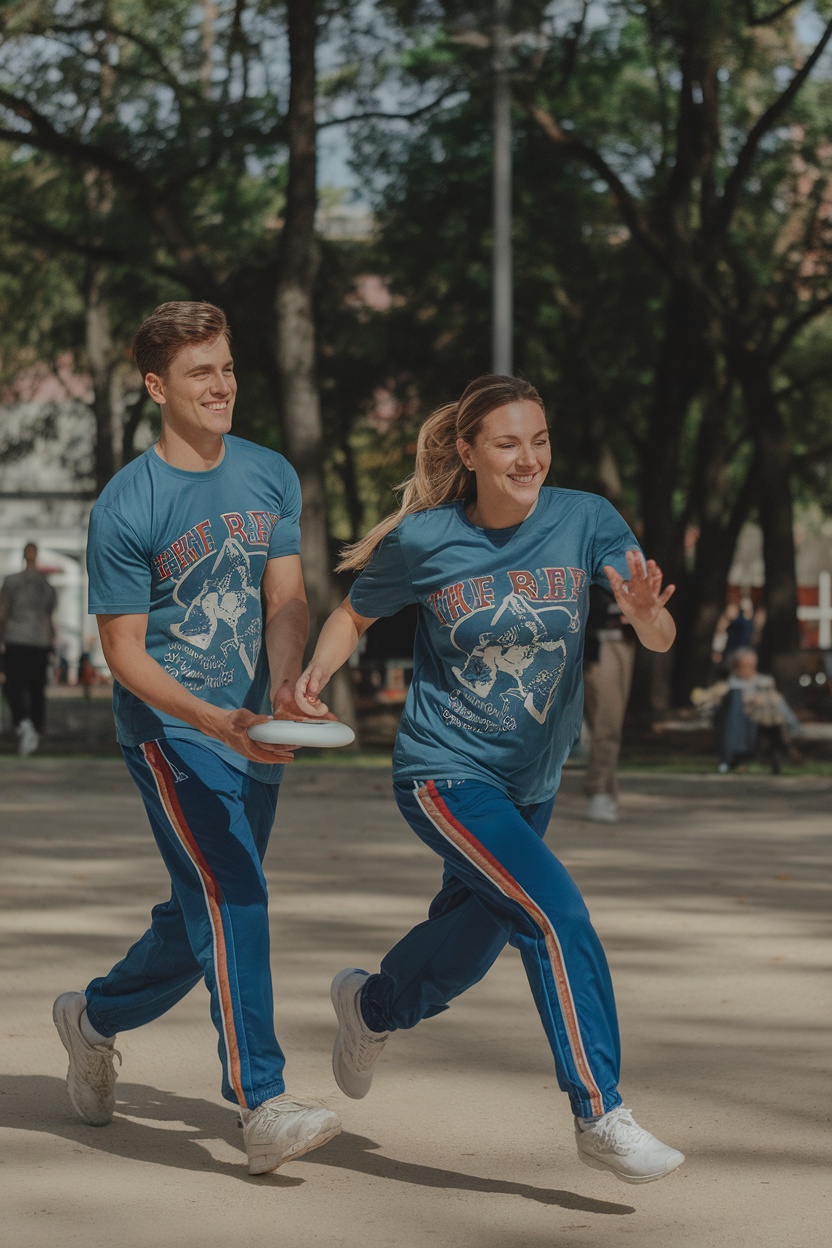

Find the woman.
[
  {"left": 296, "top": 375, "right": 684, "bottom": 1184},
  {"left": 693, "top": 646, "right": 800, "bottom": 774}
]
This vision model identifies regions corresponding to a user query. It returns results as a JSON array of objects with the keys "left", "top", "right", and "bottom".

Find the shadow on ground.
[{"left": 0, "top": 1075, "right": 634, "bottom": 1214}]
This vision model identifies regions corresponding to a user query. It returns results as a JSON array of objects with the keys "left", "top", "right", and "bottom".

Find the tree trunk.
[
  {"left": 86, "top": 265, "right": 117, "bottom": 494},
  {"left": 274, "top": 0, "right": 355, "bottom": 726},
  {"left": 85, "top": 43, "right": 123, "bottom": 496},
  {"left": 731, "top": 350, "right": 800, "bottom": 669},
  {"left": 675, "top": 488, "right": 752, "bottom": 696},
  {"left": 672, "top": 368, "right": 755, "bottom": 698},
  {"left": 631, "top": 280, "right": 706, "bottom": 714},
  {"left": 639, "top": 280, "right": 703, "bottom": 575}
]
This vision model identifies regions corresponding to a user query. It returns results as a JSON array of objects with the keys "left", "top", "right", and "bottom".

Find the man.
[
  {"left": 582, "top": 584, "right": 636, "bottom": 823},
  {"left": 52, "top": 301, "right": 340, "bottom": 1175},
  {"left": 0, "top": 542, "right": 57, "bottom": 755}
]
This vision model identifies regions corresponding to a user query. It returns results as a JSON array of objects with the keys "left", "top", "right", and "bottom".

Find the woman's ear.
[{"left": 456, "top": 436, "right": 475, "bottom": 471}]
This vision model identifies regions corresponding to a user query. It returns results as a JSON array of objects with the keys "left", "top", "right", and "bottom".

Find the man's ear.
[{"left": 144, "top": 372, "right": 165, "bottom": 405}]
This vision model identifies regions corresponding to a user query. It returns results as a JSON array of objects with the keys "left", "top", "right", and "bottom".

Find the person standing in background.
[
  {"left": 711, "top": 595, "right": 764, "bottom": 673},
  {"left": 0, "top": 542, "right": 57, "bottom": 756},
  {"left": 583, "top": 584, "right": 636, "bottom": 824}
]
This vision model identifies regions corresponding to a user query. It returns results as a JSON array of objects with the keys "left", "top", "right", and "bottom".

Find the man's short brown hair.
[{"left": 132, "top": 302, "right": 232, "bottom": 378}]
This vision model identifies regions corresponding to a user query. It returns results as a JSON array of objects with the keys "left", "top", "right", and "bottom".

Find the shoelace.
[
  {"left": 262, "top": 1098, "right": 320, "bottom": 1115},
  {"left": 353, "top": 1029, "right": 387, "bottom": 1072},
  {"left": 241, "top": 1096, "right": 327, "bottom": 1126},
  {"left": 589, "top": 1108, "right": 647, "bottom": 1153},
  {"left": 85, "top": 1043, "right": 122, "bottom": 1085}
]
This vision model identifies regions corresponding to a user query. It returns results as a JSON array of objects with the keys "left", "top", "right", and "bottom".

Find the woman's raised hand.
[{"left": 603, "top": 549, "right": 675, "bottom": 626}]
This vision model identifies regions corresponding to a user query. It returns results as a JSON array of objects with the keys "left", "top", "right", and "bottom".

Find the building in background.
[{"left": 0, "top": 361, "right": 151, "bottom": 679}]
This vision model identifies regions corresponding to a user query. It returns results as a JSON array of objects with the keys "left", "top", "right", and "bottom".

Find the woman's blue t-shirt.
[
  {"left": 349, "top": 489, "right": 639, "bottom": 805},
  {"left": 86, "top": 435, "right": 301, "bottom": 782}
]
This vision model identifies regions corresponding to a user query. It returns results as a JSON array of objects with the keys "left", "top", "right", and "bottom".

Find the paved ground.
[{"left": 0, "top": 758, "right": 829, "bottom": 1248}]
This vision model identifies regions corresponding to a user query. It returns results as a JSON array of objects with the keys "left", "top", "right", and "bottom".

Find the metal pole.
[{"left": 492, "top": 0, "right": 512, "bottom": 375}]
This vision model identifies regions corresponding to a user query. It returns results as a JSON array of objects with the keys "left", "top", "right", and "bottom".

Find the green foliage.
[
  {"left": 2, "top": 1, "right": 832, "bottom": 680},
  {"left": 0, "top": 0, "right": 296, "bottom": 448}
]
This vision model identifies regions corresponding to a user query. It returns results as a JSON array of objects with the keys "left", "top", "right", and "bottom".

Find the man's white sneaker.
[
  {"left": 575, "top": 1107, "right": 685, "bottom": 1184},
  {"left": 331, "top": 967, "right": 388, "bottom": 1099},
  {"left": 17, "top": 719, "right": 39, "bottom": 757},
  {"left": 52, "top": 992, "right": 121, "bottom": 1126},
  {"left": 241, "top": 1094, "right": 341, "bottom": 1175},
  {"left": 586, "top": 793, "right": 618, "bottom": 823}
]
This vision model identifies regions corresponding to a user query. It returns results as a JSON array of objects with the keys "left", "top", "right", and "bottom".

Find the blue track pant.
[
  {"left": 84, "top": 740, "right": 284, "bottom": 1110},
  {"left": 360, "top": 779, "right": 622, "bottom": 1119}
]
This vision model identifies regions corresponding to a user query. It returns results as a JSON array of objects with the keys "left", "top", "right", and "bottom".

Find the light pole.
[
  {"left": 491, "top": 0, "right": 513, "bottom": 375},
  {"left": 449, "top": 0, "right": 515, "bottom": 376}
]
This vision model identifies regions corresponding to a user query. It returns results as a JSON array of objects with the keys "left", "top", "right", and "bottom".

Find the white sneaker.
[
  {"left": 241, "top": 1094, "right": 341, "bottom": 1175},
  {"left": 331, "top": 968, "right": 388, "bottom": 1099},
  {"left": 586, "top": 793, "right": 618, "bottom": 823},
  {"left": 17, "top": 719, "right": 39, "bottom": 757},
  {"left": 575, "top": 1107, "right": 685, "bottom": 1184},
  {"left": 52, "top": 992, "right": 121, "bottom": 1126}
]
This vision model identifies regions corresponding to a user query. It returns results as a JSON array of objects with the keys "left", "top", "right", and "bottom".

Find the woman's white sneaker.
[
  {"left": 330, "top": 968, "right": 388, "bottom": 1099},
  {"left": 575, "top": 1107, "right": 685, "bottom": 1184},
  {"left": 241, "top": 1094, "right": 341, "bottom": 1175}
]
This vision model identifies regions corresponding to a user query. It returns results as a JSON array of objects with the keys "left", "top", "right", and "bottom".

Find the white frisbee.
[{"left": 247, "top": 718, "right": 356, "bottom": 748}]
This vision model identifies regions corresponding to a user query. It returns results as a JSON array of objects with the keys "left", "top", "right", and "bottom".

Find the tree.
[
  {"left": 336, "top": 0, "right": 832, "bottom": 700},
  {"left": 0, "top": 0, "right": 388, "bottom": 723},
  {"left": 521, "top": 1, "right": 832, "bottom": 686}
]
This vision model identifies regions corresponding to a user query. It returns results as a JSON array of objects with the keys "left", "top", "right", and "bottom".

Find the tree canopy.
[{"left": 2, "top": 0, "right": 832, "bottom": 701}]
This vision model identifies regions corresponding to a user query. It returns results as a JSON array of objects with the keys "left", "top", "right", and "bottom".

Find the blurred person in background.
[
  {"left": 692, "top": 647, "right": 800, "bottom": 774},
  {"left": 582, "top": 584, "right": 636, "bottom": 823},
  {"left": 711, "top": 595, "right": 764, "bottom": 673},
  {"left": 0, "top": 542, "right": 56, "bottom": 756}
]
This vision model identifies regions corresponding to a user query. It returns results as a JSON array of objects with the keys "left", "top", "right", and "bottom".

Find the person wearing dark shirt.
[{"left": 0, "top": 542, "right": 57, "bottom": 756}]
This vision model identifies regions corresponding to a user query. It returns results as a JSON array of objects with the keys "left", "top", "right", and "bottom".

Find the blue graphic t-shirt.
[
  {"left": 87, "top": 435, "right": 301, "bottom": 782},
  {"left": 350, "top": 488, "right": 639, "bottom": 805}
]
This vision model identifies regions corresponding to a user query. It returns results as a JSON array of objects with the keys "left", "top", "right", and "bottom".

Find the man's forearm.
[
  {"left": 265, "top": 596, "right": 310, "bottom": 705},
  {"left": 106, "top": 642, "right": 226, "bottom": 737}
]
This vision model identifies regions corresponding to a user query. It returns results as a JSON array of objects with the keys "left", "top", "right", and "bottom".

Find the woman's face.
[{"left": 457, "top": 400, "right": 551, "bottom": 520}]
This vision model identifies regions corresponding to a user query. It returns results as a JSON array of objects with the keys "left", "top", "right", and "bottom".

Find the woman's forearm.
[
  {"left": 296, "top": 600, "right": 375, "bottom": 713},
  {"left": 630, "top": 606, "right": 676, "bottom": 653},
  {"left": 308, "top": 605, "right": 363, "bottom": 684}
]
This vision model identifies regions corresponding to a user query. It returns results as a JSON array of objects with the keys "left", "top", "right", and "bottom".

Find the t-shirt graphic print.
[
  {"left": 167, "top": 535, "right": 263, "bottom": 683},
  {"left": 447, "top": 578, "right": 583, "bottom": 728}
]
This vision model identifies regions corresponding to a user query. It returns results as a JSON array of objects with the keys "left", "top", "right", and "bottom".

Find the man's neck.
[{"left": 155, "top": 428, "right": 226, "bottom": 472}]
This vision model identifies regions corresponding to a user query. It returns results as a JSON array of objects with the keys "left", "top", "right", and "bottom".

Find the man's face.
[{"left": 145, "top": 335, "right": 237, "bottom": 441}]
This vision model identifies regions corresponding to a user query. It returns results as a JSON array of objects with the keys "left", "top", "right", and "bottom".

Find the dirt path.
[{"left": 0, "top": 759, "right": 829, "bottom": 1248}]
